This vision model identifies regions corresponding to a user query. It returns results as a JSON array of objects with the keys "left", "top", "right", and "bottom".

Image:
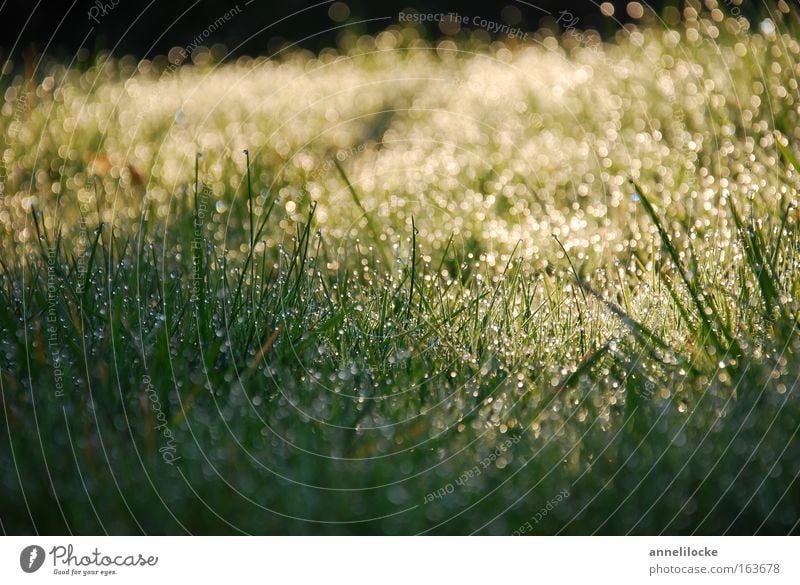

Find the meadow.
[{"left": 1, "top": 8, "right": 799, "bottom": 534}]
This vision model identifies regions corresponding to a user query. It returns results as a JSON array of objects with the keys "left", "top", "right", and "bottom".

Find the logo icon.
[{"left": 20, "top": 545, "right": 46, "bottom": 573}]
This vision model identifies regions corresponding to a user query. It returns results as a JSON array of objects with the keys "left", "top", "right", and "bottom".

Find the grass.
[{"left": 1, "top": 8, "right": 799, "bottom": 535}]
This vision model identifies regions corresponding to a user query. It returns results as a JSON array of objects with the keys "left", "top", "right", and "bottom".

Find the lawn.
[{"left": 1, "top": 8, "right": 799, "bottom": 534}]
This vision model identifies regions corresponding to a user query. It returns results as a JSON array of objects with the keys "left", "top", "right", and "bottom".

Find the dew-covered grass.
[{"left": 1, "top": 10, "right": 799, "bottom": 534}]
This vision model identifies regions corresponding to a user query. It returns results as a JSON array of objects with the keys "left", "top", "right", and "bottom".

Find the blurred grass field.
[{"left": 1, "top": 7, "right": 799, "bottom": 534}]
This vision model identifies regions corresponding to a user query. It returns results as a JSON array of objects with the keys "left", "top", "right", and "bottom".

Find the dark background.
[
  {"left": 2, "top": 1, "right": 667, "bottom": 62},
  {"left": 0, "top": 0, "right": 778, "bottom": 66}
]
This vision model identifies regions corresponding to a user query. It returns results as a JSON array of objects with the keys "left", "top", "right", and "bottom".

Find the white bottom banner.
[{"left": 0, "top": 537, "right": 796, "bottom": 583}]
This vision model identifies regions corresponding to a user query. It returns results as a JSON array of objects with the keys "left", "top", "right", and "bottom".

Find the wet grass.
[
  {"left": 1, "top": 160, "right": 797, "bottom": 534},
  {"left": 1, "top": 11, "right": 800, "bottom": 534}
]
